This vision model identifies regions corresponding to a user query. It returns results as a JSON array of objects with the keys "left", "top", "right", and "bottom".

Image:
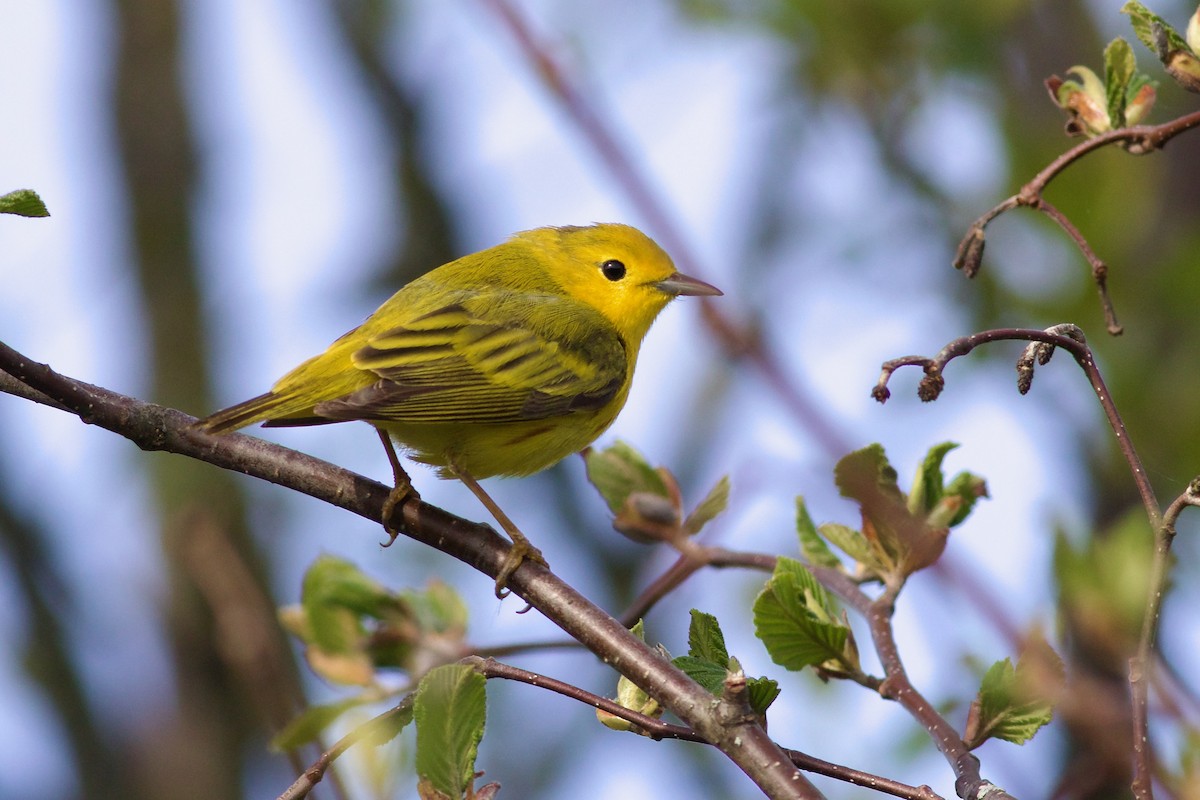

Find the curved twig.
[{"left": 954, "top": 110, "right": 1200, "bottom": 334}]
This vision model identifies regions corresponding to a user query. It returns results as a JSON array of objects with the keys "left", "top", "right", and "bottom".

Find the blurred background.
[{"left": 2, "top": 1, "right": 1199, "bottom": 798}]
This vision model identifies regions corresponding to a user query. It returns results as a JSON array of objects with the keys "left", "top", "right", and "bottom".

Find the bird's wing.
[{"left": 313, "top": 295, "right": 627, "bottom": 424}]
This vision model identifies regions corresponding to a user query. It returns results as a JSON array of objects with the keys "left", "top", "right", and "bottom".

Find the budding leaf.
[
  {"left": 797, "top": 497, "right": 842, "bottom": 570},
  {"left": 937, "top": 471, "right": 989, "bottom": 528},
  {"left": 1123, "top": 1, "right": 1190, "bottom": 56},
  {"left": 600, "top": 620, "right": 662, "bottom": 730},
  {"left": 908, "top": 441, "right": 959, "bottom": 516},
  {"left": 686, "top": 609, "right": 730, "bottom": 666},
  {"left": 672, "top": 655, "right": 729, "bottom": 695},
  {"left": 683, "top": 475, "right": 730, "bottom": 535},
  {"left": 415, "top": 664, "right": 487, "bottom": 800},
  {"left": 0, "top": 189, "right": 49, "bottom": 217},
  {"left": 964, "top": 638, "right": 1064, "bottom": 748},
  {"left": 817, "top": 522, "right": 876, "bottom": 571},
  {"left": 746, "top": 676, "right": 781, "bottom": 716},
  {"left": 1105, "top": 37, "right": 1137, "bottom": 127},
  {"left": 271, "top": 697, "right": 373, "bottom": 751},
  {"left": 585, "top": 441, "right": 669, "bottom": 514},
  {"left": 674, "top": 611, "right": 780, "bottom": 716},
  {"left": 753, "top": 557, "right": 857, "bottom": 673}
]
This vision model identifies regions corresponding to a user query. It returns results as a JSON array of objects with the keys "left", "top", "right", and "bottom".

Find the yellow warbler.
[{"left": 197, "top": 223, "right": 720, "bottom": 591}]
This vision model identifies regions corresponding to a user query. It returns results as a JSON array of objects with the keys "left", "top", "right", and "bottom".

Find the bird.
[{"left": 196, "top": 223, "right": 721, "bottom": 595}]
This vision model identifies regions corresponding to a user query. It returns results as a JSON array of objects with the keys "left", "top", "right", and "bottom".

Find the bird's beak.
[{"left": 655, "top": 271, "right": 723, "bottom": 297}]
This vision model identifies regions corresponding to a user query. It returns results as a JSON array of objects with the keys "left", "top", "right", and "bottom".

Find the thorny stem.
[{"left": 0, "top": 341, "right": 819, "bottom": 800}]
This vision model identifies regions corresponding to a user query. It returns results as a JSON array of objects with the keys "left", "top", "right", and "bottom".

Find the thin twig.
[
  {"left": 1130, "top": 480, "right": 1200, "bottom": 799},
  {"left": 955, "top": 110, "right": 1200, "bottom": 331},
  {"left": 619, "top": 544, "right": 776, "bottom": 626},
  {"left": 468, "top": 657, "right": 942, "bottom": 800},
  {"left": 873, "top": 326, "right": 1159, "bottom": 528},
  {"left": 276, "top": 697, "right": 415, "bottom": 800},
  {"left": 867, "top": 586, "right": 1013, "bottom": 800}
]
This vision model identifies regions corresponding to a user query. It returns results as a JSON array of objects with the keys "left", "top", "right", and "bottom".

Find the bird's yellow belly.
[{"left": 379, "top": 409, "right": 618, "bottom": 479}]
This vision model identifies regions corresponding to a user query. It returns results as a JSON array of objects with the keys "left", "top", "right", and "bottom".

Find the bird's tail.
[{"left": 195, "top": 392, "right": 291, "bottom": 434}]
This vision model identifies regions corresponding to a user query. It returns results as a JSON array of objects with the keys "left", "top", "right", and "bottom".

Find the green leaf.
[
  {"left": 683, "top": 475, "right": 730, "bottom": 534},
  {"left": 753, "top": 557, "right": 857, "bottom": 673},
  {"left": 671, "top": 655, "right": 728, "bottom": 695},
  {"left": 936, "top": 471, "right": 989, "bottom": 528},
  {"left": 817, "top": 522, "right": 875, "bottom": 569},
  {"left": 796, "top": 497, "right": 841, "bottom": 569},
  {"left": 0, "top": 189, "right": 49, "bottom": 217},
  {"left": 686, "top": 609, "right": 729, "bottom": 665},
  {"left": 746, "top": 676, "right": 781, "bottom": 716},
  {"left": 402, "top": 580, "right": 469, "bottom": 635},
  {"left": 271, "top": 698, "right": 369, "bottom": 751},
  {"left": 585, "top": 441, "right": 669, "bottom": 514},
  {"left": 1104, "top": 38, "right": 1137, "bottom": 127},
  {"left": 415, "top": 664, "right": 487, "bottom": 799},
  {"left": 834, "top": 444, "right": 903, "bottom": 506},
  {"left": 908, "top": 442, "right": 958, "bottom": 515},
  {"left": 301, "top": 556, "right": 390, "bottom": 654},
  {"left": 303, "top": 556, "right": 393, "bottom": 618},
  {"left": 1122, "top": 1, "right": 1191, "bottom": 57},
  {"left": 364, "top": 697, "right": 418, "bottom": 747},
  {"left": 964, "top": 638, "right": 1064, "bottom": 748}
]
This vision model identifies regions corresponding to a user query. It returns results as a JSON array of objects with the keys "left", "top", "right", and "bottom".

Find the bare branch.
[{"left": 954, "top": 110, "right": 1200, "bottom": 331}]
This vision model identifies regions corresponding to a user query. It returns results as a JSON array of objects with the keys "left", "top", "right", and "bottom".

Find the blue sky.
[{"left": 0, "top": 2, "right": 1132, "bottom": 798}]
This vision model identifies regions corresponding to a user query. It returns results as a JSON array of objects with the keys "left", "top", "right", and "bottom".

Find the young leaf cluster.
[
  {"left": 800, "top": 443, "right": 986, "bottom": 588},
  {"left": 1123, "top": 1, "right": 1200, "bottom": 93},
  {"left": 585, "top": 440, "right": 730, "bottom": 544},
  {"left": 1046, "top": 37, "right": 1157, "bottom": 136}
]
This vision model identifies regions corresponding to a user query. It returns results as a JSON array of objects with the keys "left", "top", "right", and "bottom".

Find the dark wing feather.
[{"left": 313, "top": 294, "right": 627, "bottom": 424}]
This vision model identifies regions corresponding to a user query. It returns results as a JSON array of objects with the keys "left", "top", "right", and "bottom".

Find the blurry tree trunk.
[{"left": 109, "top": 1, "right": 300, "bottom": 798}]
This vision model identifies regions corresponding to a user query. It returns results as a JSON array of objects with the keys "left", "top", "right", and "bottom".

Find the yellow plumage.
[
  {"left": 199, "top": 223, "right": 719, "bottom": 479},
  {"left": 197, "top": 223, "right": 719, "bottom": 592}
]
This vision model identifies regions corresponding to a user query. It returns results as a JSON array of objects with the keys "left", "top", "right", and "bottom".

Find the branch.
[
  {"left": 954, "top": 110, "right": 1200, "bottom": 335},
  {"left": 874, "top": 324, "right": 1185, "bottom": 797},
  {"left": 1131, "top": 479, "right": 1200, "bottom": 799},
  {"left": 0, "top": 340, "right": 819, "bottom": 800},
  {"left": 867, "top": 586, "right": 1012, "bottom": 800},
  {"left": 873, "top": 325, "right": 1159, "bottom": 528},
  {"left": 276, "top": 696, "right": 415, "bottom": 800},
  {"left": 469, "top": 657, "right": 943, "bottom": 800}
]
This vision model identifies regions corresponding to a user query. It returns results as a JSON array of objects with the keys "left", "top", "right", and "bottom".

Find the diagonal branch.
[{"left": 0, "top": 339, "right": 820, "bottom": 800}]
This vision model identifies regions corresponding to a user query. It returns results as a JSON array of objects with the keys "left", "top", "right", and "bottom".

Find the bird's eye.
[{"left": 600, "top": 259, "right": 626, "bottom": 281}]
